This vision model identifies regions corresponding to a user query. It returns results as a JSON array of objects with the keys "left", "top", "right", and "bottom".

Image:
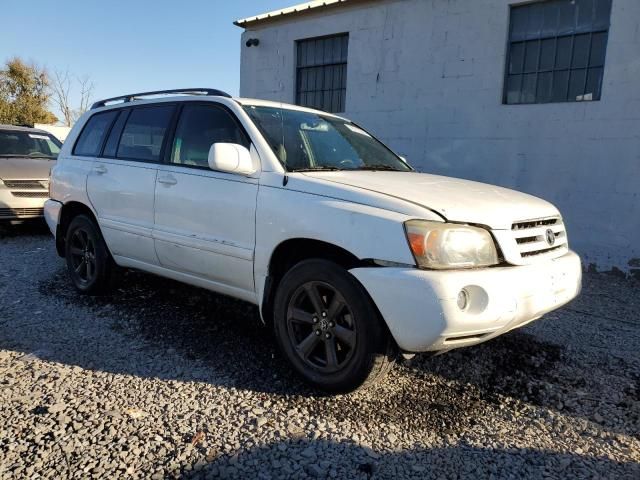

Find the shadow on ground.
[
  {"left": 29, "top": 265, "right": 640, "bottom": 440},
  {"left": 0, "top": 219, "right": 50, "bottom": 238},
  {"left": 180, "top": 438, "right": 640, "bottom": 479}
]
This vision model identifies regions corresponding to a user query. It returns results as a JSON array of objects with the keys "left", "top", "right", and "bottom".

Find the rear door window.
[
  {"left": 116, "top": 105, "right": 175, "bottom": 162},
  {"left": 73, "top": 111, "right": 119, "bottom": 156}
]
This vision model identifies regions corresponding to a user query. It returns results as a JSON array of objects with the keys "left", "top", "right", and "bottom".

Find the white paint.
[
  {"left": 153, "top": 162, "right": 259, "bottom": 293},
  {"left": 86, "top": 158, "right": 160, "bottom": 265},
  {"left": 351, "top": 250, "right": 582, "bottom": 352},
  {"left": 238, "top": 0, "right": 640, "bottom": 272},
  {"left": 208, "top": 143, "right": 256, "bottom": 176},
  {"left": 304, "top": 170, "right": 560, "bottom": 230},
  {"left": 43, "top": 199, "right": 62, "bottom": 234}
]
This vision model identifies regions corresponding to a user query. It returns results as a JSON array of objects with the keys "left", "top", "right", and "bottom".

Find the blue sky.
[{"left": 3, "top": 0, "right": 289, "bottom": 119}]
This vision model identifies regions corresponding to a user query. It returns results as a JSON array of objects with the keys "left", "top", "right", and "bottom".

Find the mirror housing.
[{"left": 208, "top": 143, "right": 256, "bottom": 176}]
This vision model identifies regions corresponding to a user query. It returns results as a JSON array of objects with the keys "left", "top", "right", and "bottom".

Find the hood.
[
  {"left": 0, "top": 157, "right": 55, "bottom": 180},
  {"left": 302, "top": 171, "right": 560, "bottom": 230}
]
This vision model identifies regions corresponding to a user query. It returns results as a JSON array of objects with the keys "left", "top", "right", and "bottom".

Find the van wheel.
[
  {"left": 273, "top": 259, "right": 396, "bottom": 393},
  {"left": 65, "top": 215, "right": 116, "bottom": 294}
]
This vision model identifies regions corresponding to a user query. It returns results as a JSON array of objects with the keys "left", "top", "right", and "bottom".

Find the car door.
[
  {"left": 153, "top": 102, "right": 259, "bottom": 297},
  {"left": 86, "top": 104, "right": 176, "bottom": 265}
]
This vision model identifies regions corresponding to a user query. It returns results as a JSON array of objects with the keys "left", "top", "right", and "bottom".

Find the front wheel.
[
  {"left": 273, "top": 259, "right": 396, "bottom": 393},
  {"left": 65, "top": 215, "right": 117, "bottom": 294}
]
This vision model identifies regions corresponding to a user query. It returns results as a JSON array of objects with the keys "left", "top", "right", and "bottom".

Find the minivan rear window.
[
  {"left": 116, "top": 106, "right": 174, "bottom": 162},
  {"left": 73, "top": 111, "right": 119, "bottom": 156}
]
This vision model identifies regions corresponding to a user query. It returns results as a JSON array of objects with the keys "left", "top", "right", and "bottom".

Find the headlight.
[{"left": 404, "top": 220, "right": 499, "bottom": 270}]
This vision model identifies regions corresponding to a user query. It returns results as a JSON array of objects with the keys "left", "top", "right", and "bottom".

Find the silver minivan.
[{"left": 0, "top": 125, "right": 61, "bottom": 221}]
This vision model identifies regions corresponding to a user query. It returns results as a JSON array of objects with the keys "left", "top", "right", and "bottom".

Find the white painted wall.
[
  {"left": 34, "top": 124, "right": 71, "bottom": 142},
  {"left": 239, "top": 0, "right": 640, "bottom": 274}
]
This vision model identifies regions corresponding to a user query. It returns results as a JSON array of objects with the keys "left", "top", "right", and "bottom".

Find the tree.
[
  {"left": 50, "top": 69, "right": 95, "bottom": 127},
  {"left": 0, "top": 57, "right": 57, "bottom": 125}
]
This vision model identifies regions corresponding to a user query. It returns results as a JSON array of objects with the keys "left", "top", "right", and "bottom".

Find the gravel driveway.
[{"left": 0, "top": 221, "right": 638, "bottom": 479}]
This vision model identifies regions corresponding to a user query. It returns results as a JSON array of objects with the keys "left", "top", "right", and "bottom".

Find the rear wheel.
[
  {"left": 65, "top": 215, "right": 116, "bottom": 294},
  {"left": 273, "top": 259, "right": 396, "bottom": 393}
]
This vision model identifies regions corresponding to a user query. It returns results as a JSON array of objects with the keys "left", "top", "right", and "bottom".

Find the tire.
[
  {"left": 273, "top": 259, "right": 396, "bottom": 393},
  {"left": 64, "top": 214, "right": 117, "bottom": 294}
]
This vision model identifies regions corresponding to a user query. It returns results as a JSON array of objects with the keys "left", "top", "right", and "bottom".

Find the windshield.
[
  {"left": 243, "top": 105, "right": 411, "bottom": 172},
  {"left": 0, "top": 130, "right": 62, "bottom": 159}
]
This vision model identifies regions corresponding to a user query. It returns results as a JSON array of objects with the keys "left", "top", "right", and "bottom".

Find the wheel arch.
[
  {"left": 260, "top": 237, "right": 369, "bottom": 326},
  {"left": 56, "top": 201, "right": 99, "bottom": 257}
]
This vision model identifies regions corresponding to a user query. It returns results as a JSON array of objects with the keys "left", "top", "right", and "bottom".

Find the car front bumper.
[
  {"left": 350, "top": 250, "right": 582, "bottom": 353},
  {"left": 0, "top": 185, "right": 48, "bottom": 220}
]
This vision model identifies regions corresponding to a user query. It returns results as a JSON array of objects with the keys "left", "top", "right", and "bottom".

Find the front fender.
[{"left": 254, "top": 181, "right": 431, "bottom": 316}]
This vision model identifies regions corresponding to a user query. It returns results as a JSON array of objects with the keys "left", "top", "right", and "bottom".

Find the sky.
[{"left": 2, "top": 0, "right": 290, "bottom": 121}]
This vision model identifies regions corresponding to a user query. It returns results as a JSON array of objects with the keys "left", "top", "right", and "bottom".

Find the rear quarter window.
[{"left": 73, "top": 111, "right": 119, "bottom": 156}]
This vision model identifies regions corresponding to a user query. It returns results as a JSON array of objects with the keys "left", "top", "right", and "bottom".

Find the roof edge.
[{"left": 235, "top": 0, "right": 372, "bottom": 28}]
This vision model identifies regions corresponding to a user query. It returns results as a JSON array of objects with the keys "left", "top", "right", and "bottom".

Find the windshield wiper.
[
  {"left": 0, "top": 154, "right": 55, "bottom": 159},
  {"left": 354, "top": 164, "right": 403, "bottom": 171},
  {"left": 290, "top": 166, "right": 342, "bottom": 172}
]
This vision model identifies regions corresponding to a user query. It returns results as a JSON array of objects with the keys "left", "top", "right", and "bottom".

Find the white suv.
[{"left": 45, "top": 88, "right": 582, "bottom": 392}]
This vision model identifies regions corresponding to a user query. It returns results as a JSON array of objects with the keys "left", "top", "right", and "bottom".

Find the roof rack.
[{"left": 90, "top": 88, "right": 232, "bottom": 109}]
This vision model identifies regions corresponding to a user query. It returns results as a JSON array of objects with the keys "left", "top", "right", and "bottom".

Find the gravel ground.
[{"left": 0, "top": 221, "right": 638, "bottom": 479}]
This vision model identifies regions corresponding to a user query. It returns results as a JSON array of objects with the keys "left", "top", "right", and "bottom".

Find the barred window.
[
  {"left": 504, "top": 0, "right": 612, "bottom": 104},
  {"left": 296, "top": 34, "right": 348, "bottom": 113}
]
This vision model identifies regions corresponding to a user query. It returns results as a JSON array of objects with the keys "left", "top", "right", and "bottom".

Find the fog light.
[{"left": 457, "top": 289, "right": 469, "bottom": 310}]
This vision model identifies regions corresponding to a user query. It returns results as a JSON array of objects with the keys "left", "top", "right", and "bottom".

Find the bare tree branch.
[
  {"left": 50, "top": 69, "right": 95, "bottom": 126},
  {"left": 75, "top": 75, "right": 95, "bottom": 123},
  {"left": 50, "top": 69, "right": 73, "bottom": 126}
]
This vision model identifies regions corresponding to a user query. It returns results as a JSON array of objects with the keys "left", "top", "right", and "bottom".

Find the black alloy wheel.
[
  {"left": 286, "top": 281, "right": 357, "bottom": 373},
  {"left": 274, "top": 259, "right": 396, "bottom": 393},
  {"left": 68, "top": 227, "right": 97, "bottom": 287},
  {"left": 65, "top": 215, "right": 117, "bottom": 294}
]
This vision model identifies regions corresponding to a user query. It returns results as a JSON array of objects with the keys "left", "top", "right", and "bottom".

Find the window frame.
[
  {"left": 163, "top": 101, "right": 253, "bottom": 173},
  {"left": 74, "top": 101, "right": 252, "bottom": 169},
  {"left": 100, "top": 108, "right": 131, "bottom": 159},
  {"left": 242, "top": 104, "right": 413, "bottom": 173},
  {"left": 295, "top": 33, "right": 349, "bottom": 114},
  {"left": 72, "top": 110, "right": 120, "bottom": 157},
  {"left": 502, "top": 0, "right": 612, "bottom": 105},
  {"left": 112, "top": 104, "right": 178, "bottom": 164}
]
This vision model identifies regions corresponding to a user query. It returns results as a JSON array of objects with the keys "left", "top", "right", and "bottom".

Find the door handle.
[
  {"left": 157, "top": 174, "right": 177, "bottom": 186},
  {"left": 93, "top": 165, "right": 107, "bottom": 175}
]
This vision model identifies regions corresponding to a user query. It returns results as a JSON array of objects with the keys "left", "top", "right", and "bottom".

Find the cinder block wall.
[{"left": 239, "top": 0, "right": 640, "bottom": 274}]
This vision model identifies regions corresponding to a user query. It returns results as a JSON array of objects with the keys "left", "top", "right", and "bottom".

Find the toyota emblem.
[{"left": 545, "top": 229, "right": 556, "bottom": 246}]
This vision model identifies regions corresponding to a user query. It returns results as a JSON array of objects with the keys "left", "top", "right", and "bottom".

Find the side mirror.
[
  {"left": 399, "top": 155, "right": 407, "bottom": 163},
  {"left": 208, "top": 143, "right": 256, "bottom": 176}
]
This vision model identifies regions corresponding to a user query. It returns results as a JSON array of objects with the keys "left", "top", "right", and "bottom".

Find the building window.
[
  {"left": 504, "top": 0, "right": 612, "bottom": 105},
  {"left": 296, "top": 34, "right": 348, "bottom": 113}
]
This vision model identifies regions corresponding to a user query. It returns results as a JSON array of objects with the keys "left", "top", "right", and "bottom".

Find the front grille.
[
  {"left": 0, "top": 207, "right": 44, "bottom": 218},
  {"left": 511, "top": 216, "right": 568, "bottom": 259},
  {"left": 3, "top": 180, "right": 48, "bottom": 190},
  {"left": 512, "top": 218, "right": 558, "bottom": 230},
  {"left": 11, "top": 191, "right": 49, "bottom": 198}
]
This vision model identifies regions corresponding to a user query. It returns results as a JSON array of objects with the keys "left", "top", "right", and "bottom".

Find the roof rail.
[{"left": 90, "top": 88, "right": 232, "bottom": 109}]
